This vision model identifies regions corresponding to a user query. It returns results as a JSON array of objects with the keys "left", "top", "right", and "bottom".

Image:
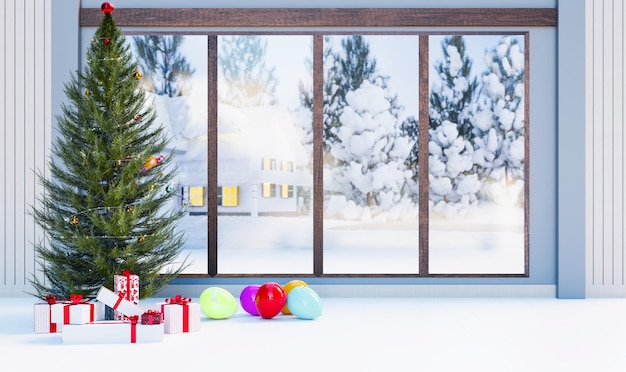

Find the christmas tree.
[{"left": 29, "top": 2, "right": 189, "bottom": 300}]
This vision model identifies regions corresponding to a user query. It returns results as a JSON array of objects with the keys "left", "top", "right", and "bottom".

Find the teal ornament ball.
[
  {"left": 199, "top": 287, "right": 238, "bottom": 319},
  {"left": 286, "top": 286, "right": 322, "bottom": 320}
]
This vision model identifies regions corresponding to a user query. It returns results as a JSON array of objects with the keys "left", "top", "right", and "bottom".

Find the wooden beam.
[{"left": 80, "top": 8, "right": 557, "bottom": 28}]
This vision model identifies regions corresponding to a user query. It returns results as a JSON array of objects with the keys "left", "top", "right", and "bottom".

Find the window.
[
  {"left": 282, "top": 161, "right": 294, "bottom": 172},
  {"left": 262, "top": 158, "right": 276, "bottom": 171},
  {"left": 189, "top": 187, "right": 205, "bottom": 207},
  {"left": 82, "top": 7, "right": 558, "bottom": 277},
  {"left": 281, "top": 184, "right": 293, "bottom": 199},
  {"left": 262, "top": 183, "right": 277, "bottom": 198},
  {"left": 220, "top": 186, "right": 240, "bottom": 206}
]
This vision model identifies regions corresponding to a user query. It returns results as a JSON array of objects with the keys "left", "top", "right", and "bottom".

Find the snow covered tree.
[
  {"left": 132, "top": 35, "right": 195, "bottom": 97},
  {"left": 326, "top": 80, "right": 414, "bottom": 216},
  {"left": 218, "top": 35, "right": 277, "bottom": 107},
  {"left": 322, "top": 36, "right": 417, "bottom": 218},
  {"left": 322, "top": 36, "right": 378, "bottom": 150},
  {"left": 430, "top": 35, "right": 478, "bottom": 140},
  {"left": 29, "top": 4, "right": 189, "bottom": 300},
  {"left": 428, "top": 36, "right": 480, "bottom": 216},
  {"left": 471, "top": 36, "right": 525, "bottom": 206},
  {"left": 429, "top": 121, "right": 480, "bottom": 217}
]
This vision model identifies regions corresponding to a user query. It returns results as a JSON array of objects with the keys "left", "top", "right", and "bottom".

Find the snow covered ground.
[
  {"left": 172, "top": 200, "right": 523, "bottom": 275},
  {"left": 4, "top": 296, "right": 626, "bottom": 371}
]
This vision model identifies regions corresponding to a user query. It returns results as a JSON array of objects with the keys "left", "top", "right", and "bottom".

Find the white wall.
[
  {"left": 585, "top": 0, "right": 626, "bottom": 297},
  {"left": 0, "top": 0, "right": 51, "bottom": 296}
]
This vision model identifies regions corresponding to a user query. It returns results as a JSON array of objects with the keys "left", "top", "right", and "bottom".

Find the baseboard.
[
  {"left": 155, "top": 284, "right": 557, "bottom": 299},
  {"left": 1, "top": 283, "right": 557, "bottom": 299},
  {"left": 586, "top": 285, "right": 626, "bottom": 298}
]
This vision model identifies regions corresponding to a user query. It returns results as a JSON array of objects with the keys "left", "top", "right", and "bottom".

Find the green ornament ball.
[{"left": 199, "top": 287, "right": 238, "bottom": 319}]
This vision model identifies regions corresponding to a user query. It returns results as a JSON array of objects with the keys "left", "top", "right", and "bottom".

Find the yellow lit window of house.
[
  {"left": 222, "top": 186, "right": 240, "bottom": 206},
  {"left": 281, "top": 184, "right": 293, "bottom": 198},
  {"left": 263, "top": 183, "right": 276, "bottom": 198},
  {"left": 281, "top": 161, "right": 294, "bottom": 172},
  {"left": 189, "top": 186, "right": 205, "bottom": 207},
  {"left": 262, "top": 158, "right": 276, "bottom": 171}
]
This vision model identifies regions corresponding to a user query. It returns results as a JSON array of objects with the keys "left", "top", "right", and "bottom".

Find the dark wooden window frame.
[{"left": 81, "top": 7, "right": 556, "bottom": 278}]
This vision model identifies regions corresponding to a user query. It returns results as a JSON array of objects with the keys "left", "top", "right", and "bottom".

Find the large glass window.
[{"left": 113, "top": 6, "right": 539, "bottom": 277}]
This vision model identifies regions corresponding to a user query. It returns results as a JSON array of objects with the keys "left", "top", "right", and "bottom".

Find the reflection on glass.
[
  {"left": 322, "top": 35, "right": 420, "bottom": 274},
  {"left": 217, "top": 35, "right": 314, "bottom": 274},
  {"left": 129, "top": 35, "right": 209, "bottom": 274},
  {"left": 427, "top": 35, "right": 526, "bottom": 274}
]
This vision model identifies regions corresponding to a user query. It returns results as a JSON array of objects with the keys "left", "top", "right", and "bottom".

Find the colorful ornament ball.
[
  {"left": 101, "top": 2, "right": 114, "bottom": 14},
  {"left": 281, "top": 279, "right": 309, "bottom": 315},
  {"left": 199, "top": 287, "right": 238, "bottom": 319},
  {"left": 255, "top": 282, "right": 286, "bottom": 319},
  {"left": 239, "top": 284, "right": 261, "bottom": 316},
  {"left": 286, "top": 286, "right": 322, "bottom": 320}
]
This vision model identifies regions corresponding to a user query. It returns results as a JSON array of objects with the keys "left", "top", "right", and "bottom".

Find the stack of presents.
[{"left": 33, "top": 271, "right": 201, "bottom": 344}]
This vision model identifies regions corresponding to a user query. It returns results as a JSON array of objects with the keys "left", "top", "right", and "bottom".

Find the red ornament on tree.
[
  {"left": 101, "top": 2, "right": 114, "bottom": 14},
  {"left": 103, "top": 38, "right": 110, "bottom": 45}
]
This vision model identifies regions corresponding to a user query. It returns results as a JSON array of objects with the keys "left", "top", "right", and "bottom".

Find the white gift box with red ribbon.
[
  {"left": 62, "top": 319, "right": 164, "bottom": 344},
  {"left": 160, "top": 295, "right": 201, "bottom": 334},
  {"left": 113, "top": 270, "right": 140, "bottom": 320},
  {"left": 96, "top": 286, "right": 144, "bottom": 318}
]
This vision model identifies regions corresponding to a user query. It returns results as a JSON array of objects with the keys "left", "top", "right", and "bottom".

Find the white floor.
[{"left": 3, "top": 296, "right": 626, "bottom": 372}]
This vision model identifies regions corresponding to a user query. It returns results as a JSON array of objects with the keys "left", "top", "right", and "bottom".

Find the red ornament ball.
[
  {"left": 103, "top": 38, "right": 110, "bottom": 45},
  {"left": 255, "top": 282, "right": 286, "bottom": 319},
  {"left": 101, "top": 2, "right": 114, "bottom": 14}
]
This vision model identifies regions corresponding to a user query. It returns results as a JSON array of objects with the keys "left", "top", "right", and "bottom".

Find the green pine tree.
[{"left": 29, "top": 6, "right": 189, "bottom": 300}]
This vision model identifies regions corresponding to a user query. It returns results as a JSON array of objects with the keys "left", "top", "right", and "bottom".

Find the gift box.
[
  {"left": 96, "top": 286, "right": 145, "bottom": 318},
  {"left": 113, "top": 270, "right": 139, "bottom": 320},
  {"left": 34, "top": 295, "right": 60, "bottom": 334},
  {"left": 141, "top": 310, "right": 162, "bottom": 325},
  {"left": 51, "top": 294, "right": 96, "bottom": 327},
  {"left": 35, "top": 295, "right": 103, "bottom": 333},
  {"left": 62, "top": 318, "right": 164, "bottom": 344},
  {"left": 160, "top": 295, "right": 201, "bottom": 334}
]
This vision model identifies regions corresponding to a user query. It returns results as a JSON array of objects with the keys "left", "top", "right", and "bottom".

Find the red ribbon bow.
[
  {"left": 69, "top": 294, "right": 83, "bottom": 304},
  {"left": 166, "top": 294, "right": 191, "bottom": 305},
  {"left": 45, "top": 295, "right": 57, "bottom": 305}
]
